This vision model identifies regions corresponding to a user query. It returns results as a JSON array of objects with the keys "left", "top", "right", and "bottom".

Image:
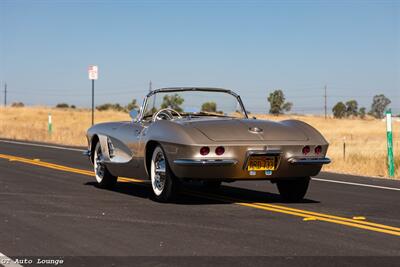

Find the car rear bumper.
[
  {"left": 288, "top": 157, "right": 331, "bottom": 165},
  {"left": 170, "top": 156, "right": 329, "bottom": 180}
]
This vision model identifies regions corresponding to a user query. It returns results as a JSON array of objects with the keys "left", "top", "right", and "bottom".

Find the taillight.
[
  {"left": 302, "top": 146, "right": 310, "bottom": 155},
  {"left": 215, "top": 146, "right": 225, "bottom": 156},
  {"left": 200, "top": 146, "right": 210, "bottom": 156},
  {"left": 315, "top": 145, "right": 322, "bottom": 155}
]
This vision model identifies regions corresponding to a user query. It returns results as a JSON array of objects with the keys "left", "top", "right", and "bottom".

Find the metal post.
[
  {"left": 386, "top": 110, "right": 395, "bottom": 177},
  {"left": 4, "top": 82, "right": 7, "bottom": 106},
  {"left": 91, "top": 79, "right": 94, "bottom": 125}
]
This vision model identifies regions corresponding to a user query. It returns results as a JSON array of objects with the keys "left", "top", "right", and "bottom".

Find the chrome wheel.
[
  {"left": 92, "top": 141, "right": 117, "bottom": 188},
  {"left": 151, "top": 147, "right": 167, "bottom": 196},
  {"left": 94, "top": 143, "right": 105, "bottom": 183},
  {"left": 149, "top": 145, "right": 178, "bottom": 202}
]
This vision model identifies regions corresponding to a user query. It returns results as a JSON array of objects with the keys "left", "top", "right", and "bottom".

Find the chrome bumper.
[
  {"left": 288, "top": 157, "right": 331, "bottom": 165},
  {"left": 173, "top": 159, "right": 238, "bottom": 166}
]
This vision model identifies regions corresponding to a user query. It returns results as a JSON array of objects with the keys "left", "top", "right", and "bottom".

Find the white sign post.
[{"left": 88, "top": 65, "right": 98, "bottom": 125}]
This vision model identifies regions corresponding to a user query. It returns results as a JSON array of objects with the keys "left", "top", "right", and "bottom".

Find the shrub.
[
  {"left": 56, "top": 103, "right": 69, "bottom": 108},
  {"left": 11, "top": 102, "right": 24, "bottom": 107}
]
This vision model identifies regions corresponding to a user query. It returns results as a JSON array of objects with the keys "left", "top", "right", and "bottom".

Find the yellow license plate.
[{"left": 247, "top": 156, "right": 275, "bottom": 171}]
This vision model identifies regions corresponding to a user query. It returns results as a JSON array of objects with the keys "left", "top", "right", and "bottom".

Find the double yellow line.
[
  {"left": 184, "top": 191, "right": 400, "bottom": 237},
  {"left": 1, "top": 153, "right": 400, "bottom": 237}
]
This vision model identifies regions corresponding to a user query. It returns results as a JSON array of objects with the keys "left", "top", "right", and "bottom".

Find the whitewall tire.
[
  {"left": 93, "top": 142, "right": 117, "bottom": 188},
  {"left": 150, "top": 145, "right": 178, "bottom": 202}
]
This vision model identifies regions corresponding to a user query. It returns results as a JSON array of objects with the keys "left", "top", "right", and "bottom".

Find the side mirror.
[{"left": 129, "top": 109, "right": 139, "bottom": 120}]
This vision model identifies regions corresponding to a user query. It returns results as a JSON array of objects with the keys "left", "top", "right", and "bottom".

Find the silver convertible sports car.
[{"left": 85, "top": 87, "right": 330, "bottom": 202}]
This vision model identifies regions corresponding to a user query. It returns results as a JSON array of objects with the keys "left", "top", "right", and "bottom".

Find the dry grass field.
[{"left": 0, "top": 106, "right": 399, "bottom": 178}]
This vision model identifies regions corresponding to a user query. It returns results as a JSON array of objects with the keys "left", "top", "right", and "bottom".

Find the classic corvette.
[{"left": 85, "top": 87, "right": 330, "bottom": 202}]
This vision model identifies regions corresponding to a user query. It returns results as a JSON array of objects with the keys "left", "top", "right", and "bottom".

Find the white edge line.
[
  {"left": 313, "top": 178, "right": 400, "bottom": 191},
  {"left": 0, "top": 140, "right": 85, "bottom": 152},
  {"left": 0, "top": 252, "right": 23, "bottom": 267}
]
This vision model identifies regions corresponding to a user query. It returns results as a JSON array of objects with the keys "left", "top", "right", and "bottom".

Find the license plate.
[{"left": 247, "top": 156, "right": 275, "bottom": 171}]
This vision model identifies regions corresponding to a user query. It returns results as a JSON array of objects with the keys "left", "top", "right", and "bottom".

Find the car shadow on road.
[{"left": 84, "top": 181, "right": 319, "bottom": 205}]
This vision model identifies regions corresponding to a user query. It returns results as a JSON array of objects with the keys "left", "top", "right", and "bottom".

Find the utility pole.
[
  {"left": 4, "top": 82, "right": 7, "bottom": 106},
  {"left": 324, "top": 84, "right": 327, "bottom": 119},
  {"left": 149, "top": 80, "right": 152, "bottom": 92}
]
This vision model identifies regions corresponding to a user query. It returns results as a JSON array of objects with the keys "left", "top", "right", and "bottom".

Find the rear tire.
[
  {"left": 93, "top": 142, "right": 117, "bottom": 189},
  {"left": 276, "top": 177, "right": 310, "bottom": 202},
  {"left": 150, "top": 146, "right": 178, "bottom": 202}
]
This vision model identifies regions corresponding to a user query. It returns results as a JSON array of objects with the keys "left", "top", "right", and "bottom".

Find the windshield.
[{"left": 142, "top": 90, "right": 246, "bottom": 120}]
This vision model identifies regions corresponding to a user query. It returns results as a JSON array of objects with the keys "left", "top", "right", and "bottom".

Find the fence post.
[
  {"left": 386, "top": 110, "right": 395, "bottom": 177},
  {"left": 48, "top": 113, "right": 52, "bottom": 135},
  {"left": 343, "top": 137, "right": 346, "bottom": 161}
]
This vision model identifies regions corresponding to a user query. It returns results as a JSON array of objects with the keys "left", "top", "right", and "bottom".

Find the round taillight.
[
  {"left": 302, "top": 146, "right": 310, "bottom": 155},
  {"left": 315, "top": 145, "right": 322, "bottom": 155},
  {"left": 215, "top": 146, "right": 225, "bottom": 156},
  {"left": 200, "top": 146, "right": 210, "bottom": 156}
]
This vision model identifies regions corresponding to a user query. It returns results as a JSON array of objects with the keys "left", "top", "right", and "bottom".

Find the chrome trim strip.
[
  {"left": 288, "top": 157, "right": 331, "bottom": 165},
  {"left": 173, "top": 159, "right": 238, "bottom": 166}
]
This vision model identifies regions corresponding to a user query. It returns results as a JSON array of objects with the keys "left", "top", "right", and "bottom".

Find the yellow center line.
[
  {"left": 188, "top": 189, "right": 400, "bottom": 233},
  {"left": 251, "top": 203, "right": 398, "bottom": 232},
  {"left": 0, "top": 154, "right": 144, "bottom": 183},
  {"left": 184, "top": 191, "right": 400, "bottom": 237},
  {"left": 353, "top": 216, "right": 366, "bottom": 220},
  {"left": 1, "top": 153, "right": 400, "bottom": 237}
]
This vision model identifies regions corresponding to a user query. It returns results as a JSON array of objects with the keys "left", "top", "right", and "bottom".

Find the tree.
[
  {"left": 345, "top": 100, "right": 358, "bottom": 117},
  {"left": 56, "top": 103, "right": 69, "bottom": 108},
  {"left": 126, "top": 99, "right": 139, "bottom": 111},
  {"left": 267, "top": 90, "right": 292, "bottom": 115},
  {"left": 96, "top": 103, "right": 125, "bottom": 112},
  {"left": 369, "top": 94, "right": 391, "bottom": 119},
  {"left": 332, "top": 102, "right": 346, "bottom": 118},
  {"left": 161, "top": 94, "right": 184, "bottom": 112},
  {"left": 201, "top": 102, "right": 217, "bottom": 112},
  {"left": 359, "top": 107, "right": 366, "bottom": 119}
]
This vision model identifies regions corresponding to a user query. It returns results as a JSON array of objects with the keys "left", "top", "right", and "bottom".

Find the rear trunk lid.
[{"left": 186, "top": 119, "right": 308, "bottom": 141}]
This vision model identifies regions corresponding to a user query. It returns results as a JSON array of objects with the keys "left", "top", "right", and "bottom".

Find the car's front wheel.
[
  {"left": 276, "top": 177, "right": 310, "bottom": 202},
  {"left": 150, "top": 146, "right": 178, "bottom": 202},
  {"left": 93, "top": 142, "right": 117, "bottom": 188}
]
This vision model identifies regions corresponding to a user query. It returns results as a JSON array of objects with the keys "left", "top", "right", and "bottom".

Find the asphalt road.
[{"left": 0, "top": 140, "right": 399, "bottom": 266}]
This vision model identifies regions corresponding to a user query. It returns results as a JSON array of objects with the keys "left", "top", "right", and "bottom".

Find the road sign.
[{"left": 88, "top": 65, "right": 98, "bottom": 80}]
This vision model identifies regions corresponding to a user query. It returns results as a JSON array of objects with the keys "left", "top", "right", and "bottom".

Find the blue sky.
[{"left": 0, "top": 0, "right": 399, "bottom": 114}]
